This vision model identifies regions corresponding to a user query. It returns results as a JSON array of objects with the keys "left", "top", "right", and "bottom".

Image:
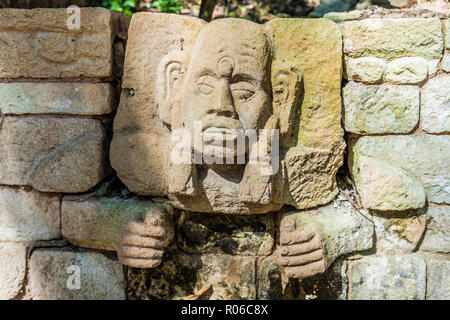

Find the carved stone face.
[{"left": 180, "top": 20, "right": 271, "bottom": 158}]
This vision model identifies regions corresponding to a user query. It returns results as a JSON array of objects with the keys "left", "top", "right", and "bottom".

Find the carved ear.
[
  {"left": 271, "top": 61, "right": 302, "bottom": 139},
  {"left": 156, "top": 51, "right": 188, "bottom": 126}
]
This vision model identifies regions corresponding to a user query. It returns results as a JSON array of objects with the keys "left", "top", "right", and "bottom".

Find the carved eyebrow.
[
  {"left": 195, "top": 68, "right": 217, "bottom": 79},
  {"left": 231, "top": 73, "right": 259, "bottom": 86}
]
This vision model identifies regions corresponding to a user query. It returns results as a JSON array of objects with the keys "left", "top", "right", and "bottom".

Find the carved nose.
[{"left": 209, "top": 81, "right": 236, "bottom": 118}]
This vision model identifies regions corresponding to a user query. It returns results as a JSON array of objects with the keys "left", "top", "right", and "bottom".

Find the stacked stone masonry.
[{"left": 0, "top": 9, "right": 448, "bottom": 300}]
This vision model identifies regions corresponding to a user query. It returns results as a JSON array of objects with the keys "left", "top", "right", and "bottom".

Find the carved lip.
[
  {"left": 202, "top": 127, "right": 239, "bottom": 143},
  {"left": 201, "top": 116, "right": 242, "bottom": 132}
]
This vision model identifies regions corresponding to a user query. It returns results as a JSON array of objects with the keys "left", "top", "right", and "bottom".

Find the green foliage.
[
  {"left": 149, "top": 0, "right": 185, "bottom": 13},
  {"left": 101, "top": 0, "right": 137, "bottom": 16}
]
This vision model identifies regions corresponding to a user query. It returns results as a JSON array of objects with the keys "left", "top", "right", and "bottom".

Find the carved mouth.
[{"left": 202, "top": 127, "right": 239, "bottom": 143}]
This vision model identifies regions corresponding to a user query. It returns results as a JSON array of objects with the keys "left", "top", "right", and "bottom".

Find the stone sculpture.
[{"left": 111, "top": 13, "right": 371, "bottom": 279}]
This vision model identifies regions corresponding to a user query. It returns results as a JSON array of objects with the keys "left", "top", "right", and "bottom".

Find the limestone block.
[
  {"left": 384, "top": 57, "right": 428, "bottom": 84},
  {"left": 348, "top": 255, "right": 426, "bottom": 300},
  {"left": 445, "top": 19, "right": 450, "bottom": 49},
  {"left": 127, "top": 252, "right": 256, "bottom": 300},
  {"left": 420, "top": 205, "right": 450, "bottom": 253},
  {"left": 0, "top": 83, "right": 115, "bottom": 115},
  {"left": 350, "top": 135, "right": 450, "bottom": 206},
  {"left": 111, "top": 14, "right": 345, "bottom": 214},
  {"left": 0, "top": 117, "right": 107, "bottom": 193},
  {"left": 29, "top": 249, "right": 125, "bottom": 300},
  {"left": 358, "top": 156, "right": 426, "bottom": 211},
  {"left": 177, "top": 211, "right": 274, "bottom": 255},
  {"left": 0, "top": 187, "right": 60, "bottom": 241},
  {"left": 422, "top": 75, "right": 450, "bottom": 133},
  {"left": 342, "top": 18, "right": 443, "bottom": 60},
  {"left": 426, "top": 257, "right": 450, "bottom": 300},
  {"left": 345, "top": 57, "right": 387, "bottom": 83},
  {"left": 442, "top": 53, "right": 450, "bottom": 72},
  {"left": 0, "top": 243, "right": 27, "bottom": 300},
  {"left": 373, "top": 212, "right": 426, "bottom": 254},
  {"left": 62, "top": 197, "right": 173, "bottom": 251},
  {"left": 343, "top": 83, "right": 420, "bottom": 134},
  {"left": 427, "top": 59, "right": 439, "bottom": 76},
  {"left": 0, "top": 8, "right": 115, "bottom": 78}
]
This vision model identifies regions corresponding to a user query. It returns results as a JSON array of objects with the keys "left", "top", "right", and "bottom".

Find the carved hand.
[
  {"left": 278, "top": 215, "right": 328, "bottom": 279},
  {"left": 117, "top": 212, "right": 171, "bottom": 269}
]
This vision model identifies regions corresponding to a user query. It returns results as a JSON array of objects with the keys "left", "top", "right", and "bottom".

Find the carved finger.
[
  {"left": 284, "top": 259, "right": 327, "bottom": 279},
  {"left": 125, "top": 222, "right": 166, "bottom": 238},
  {"left": 280, "top": 215, "right": 296, "bottom": 233},
  {"left": 144, "top": 212, "right": 162, "bottom": 227},
  {"left": 119, "top": 246, "right": 164, "bottom": 259},
  {"left": 280, "top": 228, "right": 315, "bottom": 245},
  {"left": 280, "top": 248, "right": 324, "bottom": 266},
  {"left": 281, "top": 235, "right": 322, "bottom": 255},
  {"left": 118, "top": 257, "right": 161, "bottom": 269},
  {"left": 120, "top": 232, "right": 165, "bottom": 249}
]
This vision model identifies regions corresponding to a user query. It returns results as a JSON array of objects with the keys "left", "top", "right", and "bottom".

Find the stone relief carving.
[{"left": 111, "top": 13, "right": 371, "bottom": 279}]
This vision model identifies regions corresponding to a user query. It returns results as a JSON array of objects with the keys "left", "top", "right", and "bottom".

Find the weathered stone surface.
[
  {"left": 445, "top": 19, "right": 450, "bottom": 49},
  {"left": 342, "top": 18, "right": 443, "bottom": 60},
  {"left": 177, "top": 211, "right": 274, "bottom": 255},
  {"left": 257, "top": 256, "right": 348, "bottom": 300},
  {"left": 111, "top": 15, "right": 344, "bottom": 214},
  {"left": 0, "top": 117, "right": 107, "bottom": 193},
  {"left": 29, "top": 249, "right": 125, "bottom": 300},
  {"left": 0, "top": 243, "right": 27, "bottom": 300},
  {"left": 350, "top": 135, "right": 450, "bottom": 206},
  {"left": 0, "top": 187, "right": 60, "bottom": 241},
  {"left": 0, "top": 83, "right": 115, "bottom": 115},
  {"left": 0, "top": 8, "right": 114, "bottom": 78},
  {"left": 427, "top": 59, "right": 439, "bottom": 76},
  {"left": 421, "top": 205, "right": 450, "bottom": 253},
  {"left": 384, "top": 57, "right": 428, "bottom": 84},
  {"left": 62, "top": 197, "right": 173, "bottom": 251},
  {"left": 283, "top": 196, "right": 374, "bottom": 266},
  {"left": 422, "top": 75, "right": 450, "bottom": 133},
  {"left": 348, "top": 255, "right": 426, "bottom": 300},
  {"left": 357, "top": 156, "right": 426, "bottom": 211},
  {"left": 343, "top": 83, "right": 420, "bottom": 134},
  {"left": 373, "top": 211, "right": 426, "bottom": 254},
  {"left": 323, "top": 10, "right": 363, "bottom": 23},
  {"left": 426, "top": 257, "right": 450, "bottom": 300},
  {"left": 127, "top": 252, "right": 256, "bottom": 300},
  {"left": 345, "top": 57, "right": 386, "bottom": 83},
  {"left": 442, "top": 53, "right": 450, "bottom": 72}
]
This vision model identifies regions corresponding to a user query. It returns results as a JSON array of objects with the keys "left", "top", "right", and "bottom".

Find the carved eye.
[
  {"left": 233, "top": 89, "right": 254, "bottom": 101},
  {"left": 196, "top": 75, "right": 215, "bottom": 95}
]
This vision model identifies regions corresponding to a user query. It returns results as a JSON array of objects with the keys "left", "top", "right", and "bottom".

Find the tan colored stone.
[
  {"left": 0, "top": 243, "right": 27, "bottom": 300},
  {"left": 29, "top": 248, "right": 125, "bottom": 300},
  {"left": 62, "top": 197, "right": 173, "bottom": 252},
  {"left": 345, "top": 57, "right": 387, "bottom": 83},
  {"left": 111, "top": 15, "right": 344, "bottom": 214},
  {"left": 0, "top": 8, "right": 114, "bottom": 78},
  {"left": 445, "top": 19, "right": 450, "bottom": 50},
  {"left": 422, "top": 75, "right": 450, "bottom": 133},
  {"left": 0, "top": 83, "right": 115, "bottom": 115},
  {"left": 0, "top": 187, "right": 60, "bottom": 241},
  {"left": 342, "top": 18, "right": 443, "bottom": 60},
  {"left": 384, "top": 57, "right": 429, "bottom": 84},
  {"left": 0, "top": 117, "right": 107, "bottom": 193}
]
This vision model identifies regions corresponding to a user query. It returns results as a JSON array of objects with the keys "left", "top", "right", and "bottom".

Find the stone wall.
[{"left": 0, "top": 8, "right": 448, "bottom": 300}]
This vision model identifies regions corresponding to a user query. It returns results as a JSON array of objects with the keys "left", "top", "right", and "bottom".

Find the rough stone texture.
[
  {"left": 257, "top": 256, "right": 348, "bottom": 300},
  {"left": 357, "top": 156, "right": 426, "bottom": 211},
  {"left": 426, "top": 257, "right": 450, "bottom": 300},
  {"left": 373, "top": 211, "right": 426, "bottom": 254},
  {"left": 62, "top": 197, "right": 173, "bottom": 251},
  {"left": 0, "top": 187, "right": 60, "bottom": 241},
  {"left": 348, "top": 255, "right": 426, "bottom": 300},
  {"left": 0, "top": 83, "right": 115, "bottom": 115},
  {"left": 284, "top": 197, "right": 374, "bottom": 266},
  {"left": 384, "top": 57, "right": 429, "bottom": 84},
  {"left": 427, "top": 59, "right": 439, "bottom": 76},
  {"left": 345, "top": 57, "right": 386, "bottom": 83},
  {"left": 29, "top": 248, "right": 125, "bottom": 300},
  {"left": 0, "top": 117, "right": 107, "bottom": 193},
  {"left": 421, "top": 205, "right": 450, "bottom": 253},
  {"left": 445, "top": 19, "right": 450, "bottom": 49},
  {"left": 442, "top": 53, "right": 450, "bottom": 72},
  {"left": 350, "top": 135, "right": 450, "bottom": 206},
  {"left": 0, "top": 8, "right": 114, "bottom": 78},
  {"left": 421, "top": 75, "right": 450, "bottom": 133},
  {"left": 343, "top": 83, "right": 420, "bottom": 134},
  {"left": 127, "top": 252, "right": 256, "bottom": 300},
  {"left": 177, "top": 211, "right": 274, "bottom": 256},
  {"left": 342, "top": 18, "right": 443, "bottom": 60},
  {"left": 0, "top": 243, "right": 27, "bottom": 300},
  {"left": 111, "top": 15, "right": 345, "bottom": 214}
]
